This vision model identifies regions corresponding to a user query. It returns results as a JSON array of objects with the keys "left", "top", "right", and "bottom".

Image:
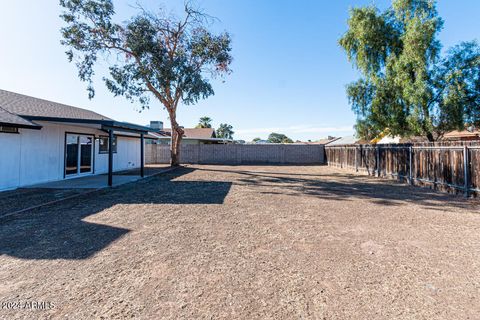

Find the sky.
[{"left": 0, "top": 1, "right": 479, "bottom": 142}]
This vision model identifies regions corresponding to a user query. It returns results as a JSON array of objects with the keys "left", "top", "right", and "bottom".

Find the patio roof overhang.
[
  {"left": 22, "top": 116, "right": 151, "bottom": 134},
  {"left": 23, "top": 116, "right": 151, "bottom": 187}
]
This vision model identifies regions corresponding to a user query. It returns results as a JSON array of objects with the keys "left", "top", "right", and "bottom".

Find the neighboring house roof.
[
  {"left": 0, "top": 89, "right": 111, "bottom": 121},
  {"left": 398, "top": 136, "right": 429, "bottom": 143},
  {"left": 252, "top": 140, "right": 269, "bottom": 144},
  {"left": 325, "top": 135, "right": 359, "bottom": 146},
  {"left": 443, "top": 130, "right": 480, "bottom": 140},
  {"left": 315, "top": 137, "right": 341, "bottom": 145},
  {"left": 376, "top": 135, "right": 401, "bottom": 144},
  {"left": 161, "top": 128, "right": 216, "bottom": 139}
]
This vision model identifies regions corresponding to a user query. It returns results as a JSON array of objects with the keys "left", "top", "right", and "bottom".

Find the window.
[
  {"left": 99, "top": 136, "right": 117, "bottom": 154},
  {"left": 0, "top": 126, "right": 19, "bottom": 134}
]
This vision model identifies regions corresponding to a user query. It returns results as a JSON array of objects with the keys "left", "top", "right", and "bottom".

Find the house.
[
  {"left": 308, "top": 136, "right": 341, "bottom": 145},
  {"left": 443, "top": 129, "right": 480, "bottom": 141},
  {"left": 147, "top": 121, "right": 233, "bottom": 144},
  {"left": 251, "top": 140, "right": 269, "bottom": 144},
  {"left": 325, "top": 135, "right": 363, "bottom": 146},
  {"left": 0, "top": 89, "right": 154, "bottom": 191},
  {"left": 376, "top": 135, "right": 401, "bottom": 144}
]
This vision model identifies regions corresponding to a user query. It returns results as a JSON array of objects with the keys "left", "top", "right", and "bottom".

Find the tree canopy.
[
  {"left": 216, "top": 123, "right": 234, "bottom": 139},
  {"left": 268, "top": 133, "right": 294, "bottom": 144},
  {"left": 339, "top": 0, "right": 480, "bottom": 141},
  {"left": 59, "top": 0, "right": 233, "bottom": 165},
  {"left": 196, "top": 116, "right": 213, "bottom": 128}
]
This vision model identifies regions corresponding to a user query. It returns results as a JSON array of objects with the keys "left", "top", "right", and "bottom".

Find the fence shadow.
[
  {"left": 194, "top": 167, "right": 471, "bottom": 211},
  {"left": 325, "top": 144, "right": 480, "bottom": 196},
  {"left": 0, "top": 167, "right": 231, "bottom": 260}
]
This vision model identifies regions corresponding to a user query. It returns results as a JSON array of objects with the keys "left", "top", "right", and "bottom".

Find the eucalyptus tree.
[
  {"left": 60, "top": 0, "right": 233, "bottom": 165},
  {"left": 339, "top": 0, "right": 480, "bottom": 141}
]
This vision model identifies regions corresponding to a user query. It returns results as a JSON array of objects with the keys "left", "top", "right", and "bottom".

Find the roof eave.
[
  {"left": 0, "top": 121, "right": 42, "bottom": 130},
  {"left": 21, "top": 116, "right": 151, "bottom": 133}
]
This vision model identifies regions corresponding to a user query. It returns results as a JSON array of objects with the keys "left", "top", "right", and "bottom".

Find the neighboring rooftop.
[
  {"left": 161, "top": 128, "right": 217, "bottom": 139},
  {"left": 325, "top": 135, "right": 360, "bottom": 146},
  {"left": 314, "top": 137, "right": 341, "bottom": 145},
  {"left": 443, "top": 130, "right": 480, "bottom": 140}
]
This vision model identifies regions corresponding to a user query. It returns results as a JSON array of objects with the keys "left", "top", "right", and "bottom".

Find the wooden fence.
[{"left": 325, "top": 143, "right": 480, "bottom": 197}]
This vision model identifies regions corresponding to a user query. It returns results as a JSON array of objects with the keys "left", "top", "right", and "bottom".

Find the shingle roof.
[
  {"left": 162, "top": 128, "right": 216, "bottom": 139},
  {"left": 315, "top": 137, "right": 341, "bottom": 145},
  {"left": 0, "top": 107, "right": 41, "bottom": 128},
  {"left": 444, "top": 130, "right": 480, "bottom": 139},
  {"left": 325, "top": 135, "right": 359, "bottom": 146},
  {"left": 0, "top": 89, "right": 111, "bottom": 121}
]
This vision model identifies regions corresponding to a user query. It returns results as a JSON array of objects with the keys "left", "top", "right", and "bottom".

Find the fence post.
[
  {"left": 376, "top": 145, "right": 381, "bottom": 177},
  {"left": 355, "top": 146, "right": 359, "bottom": 172},
  {"left": 409, "top": 146, "right": 413, "bottom": 185},
  {"left": 340, "top": 147, "right": 343, "bottom": 169},
  {"left": 464, "top": 145, "right": 470, "bottom": 198}
]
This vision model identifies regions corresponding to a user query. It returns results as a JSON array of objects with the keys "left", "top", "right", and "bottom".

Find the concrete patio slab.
[
  {"left": 25, "top": 165, "right": 172, "bottom": 189},
  {"left": 26, "top": 174, "right": 141, "bottom": 189}
]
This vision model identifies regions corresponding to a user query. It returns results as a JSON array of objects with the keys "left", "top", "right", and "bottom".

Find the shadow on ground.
[
  {"left": 0, "top": 165, "right": 474, "bottom": 261},
  {"left": 194, "top": 167, "right": 473, "bottom": 211},
  {"left": 0, "top": 167, "right": 232, "bottom": 260}
]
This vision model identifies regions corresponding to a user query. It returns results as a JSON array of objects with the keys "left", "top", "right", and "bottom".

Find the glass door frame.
[{"left": 64, "top": 133, "right": 95, "bottom": 178}]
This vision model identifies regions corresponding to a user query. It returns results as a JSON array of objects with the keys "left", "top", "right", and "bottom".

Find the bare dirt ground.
[
  {"left": 0, "top": 188, "right": 94, "bottom": 217},
  {"left": 0, "top": 165, "right": 479, "bottom": 319}
]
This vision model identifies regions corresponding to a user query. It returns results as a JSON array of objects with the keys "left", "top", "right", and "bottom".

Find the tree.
[
  {"left": 216, "top": 123, "right": 234, "bottom": 139},
  {"left": 268, "top": 132, "right": 293, "bottom": 144},
  {"left": 60, "top": 0, "right": 233, "bottom": 165},
  {"left": 252, "top": 137, "right": 262, "bottom": 143},
  {"left": 195, "top": 116, "right": 212, "bottom": 128},
  {"left": 339, "top": 0, "right": 480, "bottom": 141}
]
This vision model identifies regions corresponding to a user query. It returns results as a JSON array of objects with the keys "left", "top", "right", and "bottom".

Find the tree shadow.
[
  {"left": 194, "top": 167, "right": 473, "bottom": 211},
  {"left": 0, "top": 167, "right": 232, "bottom": 260}
]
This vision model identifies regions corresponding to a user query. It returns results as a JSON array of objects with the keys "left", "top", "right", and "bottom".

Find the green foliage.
[
  {"left": 268, "top": 133, "right": 293, "bottom": 144},
  {"left": 216, "top": 123, "right": 234, "bottom": 139},
  {"left": 252, "top": 137, "right": 261, "bottom": 143},
  {"left": 60, "top": 0, "right": 232, "bottom": 107},
  {"left": 60, "top": 0, "right": 233, "bottom": 165},
  {"left": 339, "top": 0, "right": 480, "bottom": 141},
  {"left": 196, "top": 116, "right": 212, "bottom": 128}
]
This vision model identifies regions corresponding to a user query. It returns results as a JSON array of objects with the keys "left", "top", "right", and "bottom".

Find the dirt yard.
[{"left": 1, "top": 165, "right": 479, "bottom": 319}]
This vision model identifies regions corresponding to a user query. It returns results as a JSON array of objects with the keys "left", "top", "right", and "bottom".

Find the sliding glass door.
[
  {"left": 79, "top": 136, "right": 93, "bottom": 173},
  {"left": 65, "top": 134, "right": 94, "bottom": 177}
]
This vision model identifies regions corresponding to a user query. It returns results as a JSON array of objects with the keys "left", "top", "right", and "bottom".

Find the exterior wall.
[
  {"left": 95, "top": 136, "right": 141, "bottom": 174},
  {"left": 0, "top": 121, "right": 141, "bottom": 191},
  {"left": 146, "top": 144, "right": 325, "bottom": 165}
]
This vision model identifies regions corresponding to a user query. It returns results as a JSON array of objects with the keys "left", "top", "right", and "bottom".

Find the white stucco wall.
[
  {"left": 0, "top": 121, "right": 141, "bottom": 191},
  {"left": 95, "top": 135, "right": 141, "bottom": 174}
]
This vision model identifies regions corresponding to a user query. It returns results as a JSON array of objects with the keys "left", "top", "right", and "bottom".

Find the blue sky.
[{"left": 0, "top": 1, "right": 479, "bottom": 141}]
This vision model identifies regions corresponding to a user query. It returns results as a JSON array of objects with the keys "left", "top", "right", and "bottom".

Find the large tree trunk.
[
  {"left": 421, "top": 106, "right": 435, "bottom": 142},
  {"left": 169, "top": 115, "right": 184, "bottom": 166},
  {"left": 426, "top": 131, "right": 435, "bottom": 142}
]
